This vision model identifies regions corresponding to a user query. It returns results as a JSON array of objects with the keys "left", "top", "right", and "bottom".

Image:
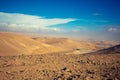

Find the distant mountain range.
[{"left": 0, "top": 32, "right": 119, "bottom": 56}]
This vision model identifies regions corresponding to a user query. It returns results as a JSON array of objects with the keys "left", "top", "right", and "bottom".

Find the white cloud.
[
  {"left": 0, "top": 12, "right": 76, "bottom": 32},
  {"left": 108, "top": 27, "right": 120, "bottom": 32},
  {"left": 52, "top": 28, "right": 60, "bottom": 31}
]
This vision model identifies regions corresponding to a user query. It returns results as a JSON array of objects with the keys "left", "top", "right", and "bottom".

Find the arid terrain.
[
  {"left": 0, "top": 32, "right": 120, "bottom": 80},
  {"left": 0, "top": 32, "right": 118, "bottom": 56}
]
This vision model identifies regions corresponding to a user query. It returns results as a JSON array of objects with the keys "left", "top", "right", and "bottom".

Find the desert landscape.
[
  {"left": 0, "top": 0, "right": 120, "bottom": 80},
  {"left": 0, "top": 32, "right": 120, "bottom": 80}
]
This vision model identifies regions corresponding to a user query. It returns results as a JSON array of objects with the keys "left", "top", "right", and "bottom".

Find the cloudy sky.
[{"left": 0, "top": 0, "right": 120, "bottom": 41}]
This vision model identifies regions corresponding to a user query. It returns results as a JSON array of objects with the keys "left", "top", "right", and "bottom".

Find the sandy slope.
[
  {"left": 0, "top": 32, "right": 65, "bottom": 56},
  {"left": 0, "top": 32, "right": 119, "bottom": 56}
]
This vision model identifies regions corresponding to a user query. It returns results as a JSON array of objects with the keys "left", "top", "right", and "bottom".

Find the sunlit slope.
[
  {"left": 33, "top": 37, "right": 118, "bottom": 51},
  {"left": 0, "top": 32, "right": 118, "bottom": 56},
  {"left": 33, "top": 37, "right": 96, "bottom": 50},
  {"left": 0, "top": 33, "right": 64, "bottom": 56}
]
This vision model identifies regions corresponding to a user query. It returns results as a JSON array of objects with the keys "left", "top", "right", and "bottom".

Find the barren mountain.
[
  {"left": 0, "top": 32, "right": 66, "bottom": 56},
  {"left": 0, "top": 32, "right": 119, "bottom": 56}
]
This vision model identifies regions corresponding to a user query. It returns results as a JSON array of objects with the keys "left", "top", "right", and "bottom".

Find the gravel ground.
[{"left": 0, "top": 51, "right": 120, "bottom": 80}]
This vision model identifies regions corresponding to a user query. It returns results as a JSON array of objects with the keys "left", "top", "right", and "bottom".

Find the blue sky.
[{"left": 0, "top": 0, "right": 120, "bottom": 41}]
